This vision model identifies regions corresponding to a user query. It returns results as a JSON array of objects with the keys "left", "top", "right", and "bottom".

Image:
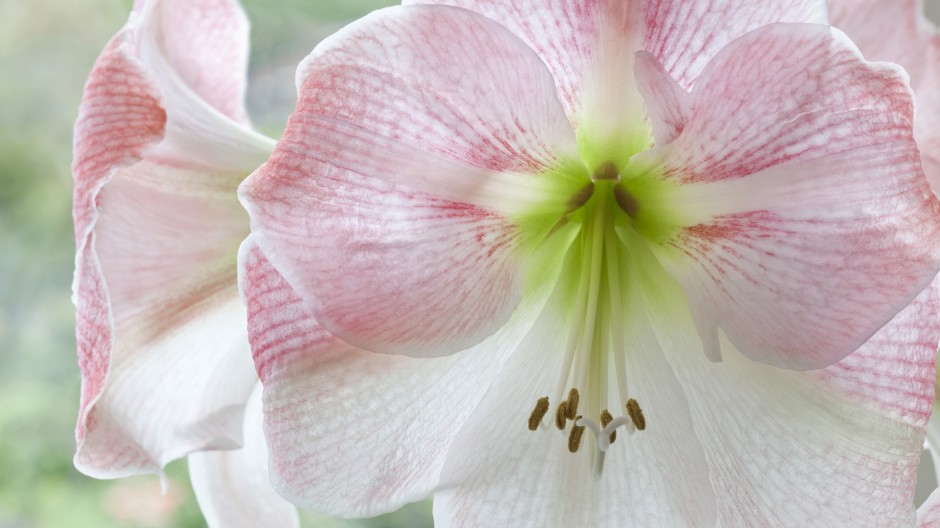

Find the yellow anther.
[
  {"left": 565, "top": 388, "right": 580, "bottom": 420},
  {"left": 568, "top": 417, "right": 585, "bottom": 453},
  {"left": 555, "top": 401, "right": 568, "bottom": 430},
  {"left": 626, "top": 399, "right": 646, "bottom": 431},
  {"left": 528, "top": 397, "right": 550, "bottom": 431},
  {"left": 600, "top": 409, "right": 616, "bottom": 444}
]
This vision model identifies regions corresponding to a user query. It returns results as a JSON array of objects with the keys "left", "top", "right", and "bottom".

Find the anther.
[
  {"left": 566, "top": 183, "right": 595, "bottom": 211},
  {"left": 614, "top": 185, "right": 639, "bottom": 217},
  {"left": 555, "top": 401, "right": 568, "bottom": 430},
  {"left": 592, "top": 160, "right": 620, "bottom": 182},
  {"left": 565, "top": 388, "right": 580, "bottom": 420},
  {"left": 626, "top": 399, "right": 646, "bottom": 431},
  {"left": 568, "top": 417, "right": 585, "bottom": 453},
  {"left": 600, "top": 409, "right": 617, "bottom": 444},
  {"left": 528, "top": 397, "right": 550, "bottom": 431}
]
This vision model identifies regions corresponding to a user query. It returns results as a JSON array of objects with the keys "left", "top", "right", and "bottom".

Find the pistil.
[{"left": 525, "top": 161, "right": 650, "bottom": 479}]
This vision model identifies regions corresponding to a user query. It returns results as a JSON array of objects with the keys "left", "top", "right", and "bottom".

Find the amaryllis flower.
[
  {"left": 71, "top": 0, "right": 295, "bottom": 524},
  {"left": 239, "top": 1, "right": 940, "bottom": 526}
]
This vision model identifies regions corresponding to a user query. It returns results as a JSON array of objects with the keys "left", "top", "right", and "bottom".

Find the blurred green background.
[{"left": 3, "top": 0, "right": 940, "bottom": 527}]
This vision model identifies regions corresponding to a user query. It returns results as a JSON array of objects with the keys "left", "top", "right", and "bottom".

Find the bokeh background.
[{"left": 2, "top": 1, "right": 940, "bottom": 527}]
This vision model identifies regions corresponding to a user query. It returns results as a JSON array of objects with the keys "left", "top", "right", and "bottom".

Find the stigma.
[{"left": 527, "top": 389, "right": 647, "bottom": 479}]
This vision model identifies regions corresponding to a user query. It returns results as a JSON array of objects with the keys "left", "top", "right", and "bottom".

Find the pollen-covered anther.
[
  {"left": 528, "top": 396, "right": 550, "bottom": 431},
  {"left": 626, "top": 398, "right": 646, "bottom": 431},
  {"left": 565, "top": 388, "right": 580, "bottom": 420},
  {"left": 555, "top": 401, "right": 568, "bottom": 430},
  {"left": 600, "top": 409, "right": 617, "bottom": 444},
  {"left": 568, "top": 416, "right": 585, "bottom": 453}
]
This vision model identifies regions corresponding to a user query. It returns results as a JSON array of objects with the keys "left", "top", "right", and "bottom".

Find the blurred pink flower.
[
  {"left": 238, "top": 1, "right": 940, "bottom": 527},
  {"left": 71, "top": 0, "right": 295, "bottom": 525}
]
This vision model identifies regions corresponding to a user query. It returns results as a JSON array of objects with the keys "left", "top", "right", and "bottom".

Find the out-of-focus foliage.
[{"left": 0, "top": 0, "right": 434, "bottom": 526}]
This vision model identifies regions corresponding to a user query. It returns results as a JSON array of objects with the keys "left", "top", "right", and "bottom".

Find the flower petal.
[
  {"left": 640, "top": 23, "right": 940, "bottom": 369},
  {"left": 140, "top": 0, "right": 253, "bottom": 124},
  {"left": 433, "top": 278, "right": 716, "bottom": 528},
  {"left": 404, "top": 0, "right": 826, "bottom": 130},
  {"left": 829, "top": 0, "right": 935, "bottom": 87},
  {"left": 189, "top": 385, "right": 299, "bottom": 528},
  {"left": 240, "top": 5, "right": 579, "bottom": 357},
  {"left": 656, "top": 281, "right": 940, "bottom": 527},
  {"left": 239, "top": 237, "right": 553, "bottom": 516},
  {"left": 919, "top": 487, "right": 940, "bottom": 527},
  {"left": 72, "top": 0, "right": 271, "bottom": 477},
  {"left": 914, "top": 36, "right": 940, "bottom": 191}
]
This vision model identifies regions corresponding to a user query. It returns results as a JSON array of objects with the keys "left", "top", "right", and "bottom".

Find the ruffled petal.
[
  {"left": 239, "top": 237, "right": 553, "bottom": 516},
  {"left": 829, "top": 0, "right": 935, "bottom": 87},
  {"left": 432, "top": 278, "right": 715, "bottom": 528},
  {"left": 639, "top": 23, "right": 940, "bottom": 369},
  {"left": 189, "top": 385, "right": 299, "bottom": 528},
  {"left": 656, "top": 281, "right": 940, "bottom": 527},
  {"left": 639, "top": 0, "right": 828, "bottom": 89},
  {"left": 139, "top": 0, "right": 253, "bottom": 124},
  {"left": 72, "top": 0, "right": 271, "bottom": 477},
  {"left": 240, "top": 5, "right": 579, "bottom": 358}
]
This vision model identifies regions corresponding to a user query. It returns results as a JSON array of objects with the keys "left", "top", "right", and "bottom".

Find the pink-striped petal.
[
  {"left": 239, "top": 237, "right": 551, "bottom": 516},
  {"left": 639, "top": 23, "right": 940, "bottom": 369},
  {"left": 189, "top": 385, "right": 299, "bottom": 528},
  {"left": 829, "top": 0, "right": 935, "bottom": 87},
  {"left": 72, "top": 0, "right": 271, "bottom": 477},
  {"left": 658, "top": 282, "right": 940, "bottom": 527},
  {"left": 830, "top": 0, "right": 940, "bottom": 191},
  {"left": 405, "top": 0, "right": 826, "bottom": 131},
  {"left": 240, "top": 5, "right": 579, "bottom": 358},
  {"left": 916, "top": 37, "right": 940, "bottom": 191}
]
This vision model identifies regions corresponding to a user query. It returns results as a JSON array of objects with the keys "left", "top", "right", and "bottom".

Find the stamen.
[
  {"left": 626, "top": 398, "right": 646, "bottom": 431},
  {"left": 565, "top": 388, "right": 580, "bottom": 420},
  {"left": 567, "top": 182, "right": 595, "bottom": 210},
  {"left": 614, "top": 185, "right": 639, "bottom": 217},
  {"left": 555, "top": 401, "right": 568, "bottom": 430},
  {"left": 592, "top": 160, "right": 620, "bottom": 182},
  {"left": 600, "top": 409, "right": 617, "bottom": 444},
  {"left": 568, "top": 417, "right": 585, "bottom": 453},
  {"left": 528, "top": 397, "right": 550, "bottom": 431}
]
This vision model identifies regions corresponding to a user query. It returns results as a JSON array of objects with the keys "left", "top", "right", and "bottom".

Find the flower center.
[{"left": 523, "top": 158, "right": 678, "bottom": 478}]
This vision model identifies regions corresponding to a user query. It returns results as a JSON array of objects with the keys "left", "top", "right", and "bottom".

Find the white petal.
[{"left": 189, "top": 385, "right": 299, "bottom": 528}]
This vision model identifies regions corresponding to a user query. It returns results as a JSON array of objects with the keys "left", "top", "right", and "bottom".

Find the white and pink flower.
[
  {"left": 71, "top": 0, "right": 295, "bottom": 524},
  {"left": 237, "top": 1, "right": 940, "bottom": 526}
]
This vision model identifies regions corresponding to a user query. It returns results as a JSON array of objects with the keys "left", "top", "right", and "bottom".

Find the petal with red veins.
[
  {"left": 140, "top": 0, "right": 253, "bottom": 124},
  {"left": 189, "top": 385, "right": 299, "bottom": 528},
  {"left": 240, "top": 5, "right": 579, "bottom": 358},
  {"left": 72, "top": 0, "right": 271, "bottom": 477},
  {"left": 638, "top": 23, "right": 940, "bottom": 369},
  {"left": 914, "top": 36, "right": 940, "bottom": 191},
  {"left": 404, "top": 0, "right": 826, "bottom": 134},
  {"left": 633, "top": 50, "right": 690, "bottom": 145},
  {"left": 239, "top": 237, "right": 558, "bottom": 516},
  {"left": 829, "top": 0, "right": 935, "bottom": 87},
  {"left": 655, "top": 281, "right": 939, "bottom": 527}
]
